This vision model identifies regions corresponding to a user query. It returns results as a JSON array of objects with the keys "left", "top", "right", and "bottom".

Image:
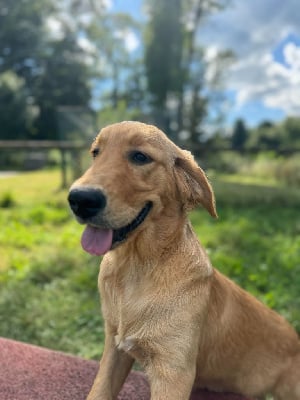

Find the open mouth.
[
  {"left": 80, "top": 202, "right": 153, "bottom": 256},
  {"left": 112, "top": 201, "right": 153, "bottom": 246}
]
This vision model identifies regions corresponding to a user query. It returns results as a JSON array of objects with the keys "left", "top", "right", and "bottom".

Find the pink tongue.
[{"left": 81, "top": 225, "right": 113, "bottom": 256}]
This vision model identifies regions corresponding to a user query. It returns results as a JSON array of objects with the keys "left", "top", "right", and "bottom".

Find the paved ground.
[
  {"left": 0, "top": 171, "right": 18, "bottom": 178},
  {"left": 0, "top": 337, "right": 252, "bottom": 400}
]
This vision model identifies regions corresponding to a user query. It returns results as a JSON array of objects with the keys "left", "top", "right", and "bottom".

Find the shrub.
[
  {"left": 205, "top": 151, "right": 249, "bottom": 174},
  {"left": 0, "top": 192, "right": 16, "bottom": 208},
  {"left": 244, "top": 152, "right": 280, "bottom": 181},
  {"left": 276, "top": 155, "right": 300, "bottom": 186},
  {"left": 209, "top": 151, "right": 300, "bottom": 188}
]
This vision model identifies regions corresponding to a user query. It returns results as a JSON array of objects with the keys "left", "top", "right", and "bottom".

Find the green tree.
[
  {"left": 34, "top": 34, "right": 91, "bottom": 140},
  {"left": 144, "top": 0, "right": 184, "bottom": 139},
  {"left": 145, "top": 0, "right": 183, "bottom": 108},
  {"left": 231, "top": 118, "right": 248, "bottom": 150},
  {"left": 0, "top": 0, "right": 233, "bottom": 143},
  {"left": 86, "top": 8, "right": 143, "bottom": 114},
  {"left": 0, "top": 0, "right": 91, "bottom": 140},
  {"left": 0, "top": 71, "right": 34, "bottom": 139},
  {"left": 0, "top": 0, "right": 52, "bottom": 87},
  {"left": 144, "top": 0, "right": 231, "bottom": 145},
  {"left": 248, "top": 121, "right": 282, "bottom": 151},
  {"left": 282, "top": 117, "right": 300, "bottom": 147}
]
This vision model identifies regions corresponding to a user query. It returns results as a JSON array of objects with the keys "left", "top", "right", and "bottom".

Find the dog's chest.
[
  {"left": 100, "top": 266, "right": 153, "bottom": 333},
  {"left": 98, "top": 255, "right": 208, "bottom": 364},
  {"left": 100, "top": 272, "right": 157, "bottom": 361}
]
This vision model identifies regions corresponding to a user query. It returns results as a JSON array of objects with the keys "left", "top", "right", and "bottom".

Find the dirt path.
[{"left": 0, "top": 171, "right": 18, "bottom": 178}]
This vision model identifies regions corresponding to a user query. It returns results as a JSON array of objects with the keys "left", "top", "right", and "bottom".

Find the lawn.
[{"left": 0, "top": 169, "right": 299, "bottom": 359}]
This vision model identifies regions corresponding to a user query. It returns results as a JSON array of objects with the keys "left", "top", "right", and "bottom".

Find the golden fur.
[{"left": 69, "top": 121, "right": 300, "bottom": 400}]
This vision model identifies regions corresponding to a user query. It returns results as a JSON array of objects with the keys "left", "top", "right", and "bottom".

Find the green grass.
[
  {"left": 0, "top": 169, "right": 299, "bottom": 359},
  {"left": 191, "top": 205, "right": 300, "bottom": 327},
  {"left": 0, "top": 170, "right": 104, "bottom": 359}
]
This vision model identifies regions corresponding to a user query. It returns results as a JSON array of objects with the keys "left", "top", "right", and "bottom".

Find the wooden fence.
[
  {"left": 1, "top": 140, "right": 299, "bottom": 188},
  {"left": 0, "top": 140, "right": 88, "bottom": 188}
]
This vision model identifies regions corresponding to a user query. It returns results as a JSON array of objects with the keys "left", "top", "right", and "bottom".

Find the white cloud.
[
  {"left": 284, "top": 42, "right": 300, "bottom": 69},
  {"left": 114, "top": 29, "right": 140, "bottom": 52},
  {"left": 230, "top": 41, "right": 300, "bottom": 115},
  {"left": 229, "top": 49, "right": 300, "bottom": 115},
  {"left": 102, "top": 0, "right": 113, "bottom": 9},
  {"left": 204, "top": 46, "right": 219, "bottom": 62},
  {"left": 124, "top": 30, "right": 140, "bottom": 52},
  {"left": 45, "top": 17, "right": 65, "bottom": 41},
  {"left": 77, "top": 36, "right": 97, "bottom": 54},
  {"left": 199, "top": 0, "right": 300, "bottom": 120},
  {"left": 201, "top": 0, "right": 300, "bottom": 56}
]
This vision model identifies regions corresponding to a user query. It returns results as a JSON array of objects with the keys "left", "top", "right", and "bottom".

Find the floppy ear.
[{"left": 174, "top": 150, "right": 217, "bottom": 217}]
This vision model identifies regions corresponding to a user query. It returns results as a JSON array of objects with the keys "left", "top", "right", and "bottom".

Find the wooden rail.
[
  {"left": 0, "top": 140, "right": 86, "bottom": 150},
  {"left": 0, "top": 140, "right": 88, "bottom": 188},
  {"left": 1, "top": 140, "right": 299, "bottom": 187}
]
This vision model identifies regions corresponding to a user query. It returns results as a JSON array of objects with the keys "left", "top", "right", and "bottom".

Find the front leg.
[
  {"left": 87, "top": 330, "right": 134, "bottom": 400},
  {"left": 146, "top": 360, "right": 196, "bottom": 400},
  {"left": 144, "top": 335, "right": 198, "bottom": 400}
]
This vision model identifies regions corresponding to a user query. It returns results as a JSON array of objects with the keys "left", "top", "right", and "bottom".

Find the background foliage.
[
  {"left": 0, "top": 170, "right": 299, "bottom": 358},
  {"left": 0, "top": 0, "right": 299, "bottom": 359},
  {"left": 0, "top": 1, "right": 246, "bottom": 140},
  {"left": 0, "top": 0, "right": 299, "bottom": 154}
]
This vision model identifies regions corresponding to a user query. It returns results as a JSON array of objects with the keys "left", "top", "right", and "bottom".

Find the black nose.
[{"left": 68, "top": 188, "right": 107, "bottom": 219}]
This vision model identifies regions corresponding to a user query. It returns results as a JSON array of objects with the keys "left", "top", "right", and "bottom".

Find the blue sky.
[{"left": 110, "top": 0, "right": 300, "bottom": 128}]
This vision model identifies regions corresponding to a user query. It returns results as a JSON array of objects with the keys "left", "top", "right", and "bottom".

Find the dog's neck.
[{"left": 104, "top": 211, "right": 213, "bottom": 280}]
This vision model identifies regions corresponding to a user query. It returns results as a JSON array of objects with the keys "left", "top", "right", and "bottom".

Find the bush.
[
  {"left": 208, "top": 151, "right": 300, "bottom": 187},
  {"left": 0, "top": 192, "right": 16, "bottom": 208},
  {"left": 244, "top": 152, "right": 280, "bottom": 181},
  {"left": 276, "top": 155, "right": 300, "bottom": 186},
  {"left": 205, "top": 151, "right": 249, "bottom": 174}
]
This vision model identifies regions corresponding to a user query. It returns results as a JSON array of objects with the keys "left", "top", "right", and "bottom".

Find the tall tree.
[
  {"left": 144, "top": 0, "right": 184, "bottom": 138},
  {"left": 34, "top": 34, "right": 91, "bottom": 139},
  {"left": 0, "top": 0, "right": 91, "bottom": 140},
  {"left": 248, "top": 121, "right": 282, "bottom": 151},
  {"left": 145, "top": 0, "right": 183, "bottom": 108},
  {"left": 283, "top": 117, "right": 300, "bottom": 146},
  {"left": 231, "top": 118, "right": 248, "bottom": 150},
  {"left": 144, "top": 0, "right": 230, "bottom": 146},
  {"left": 0, "top": 0, "right": 52, "bottom": 88},
  {"left": 85, "top": 8, "right": 142, "bottom": 113},
  {"left": 0, "top": 72, "right": 34, "bottom": 139}
]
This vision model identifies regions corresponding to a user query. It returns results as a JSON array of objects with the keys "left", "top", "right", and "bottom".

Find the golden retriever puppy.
[{"left": 68, "top": 121, "right": 300, "bottom": 400}]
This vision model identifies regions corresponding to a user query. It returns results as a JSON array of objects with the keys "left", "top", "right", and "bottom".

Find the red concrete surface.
[{"left": 0, "top": 337, "right": 251, "bottom": 400}]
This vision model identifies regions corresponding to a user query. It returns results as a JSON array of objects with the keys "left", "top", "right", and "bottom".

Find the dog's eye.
[
  {"left": 128, "top": 151, "right": 153, "bottom": 165},
  {"left": 91, "top": 148, "right": 100, "bottom": 158}
]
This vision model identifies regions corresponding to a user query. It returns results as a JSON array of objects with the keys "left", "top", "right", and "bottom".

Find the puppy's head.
[{"left": 68, "top": 121, "right": 216, "bottom": 255}]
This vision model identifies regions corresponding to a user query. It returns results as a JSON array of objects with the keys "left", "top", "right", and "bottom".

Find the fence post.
[
  {"left": 60, "top": 149, "right": 68, "bottom": 189},
  {"left": 71, "top": 149, "right": 82, "bottom": 181}
]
